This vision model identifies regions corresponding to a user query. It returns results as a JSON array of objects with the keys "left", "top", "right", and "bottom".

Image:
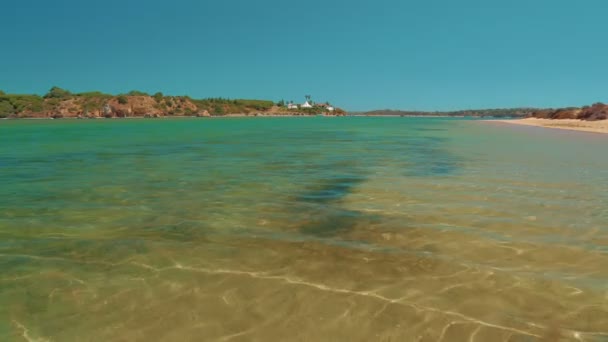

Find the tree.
[
  {"left": 44, "top": 86, "right": 71, "bottom": 99},
  {"left": 117, "top": 95, "right": 128, "bottom": 104},
  {"left": 153, "top": 92, "right": 163, "bottom": 103},
  {"left": 277, "top": 99, "right": 285, "bottom": 107},
  {"left": 0, "top": 100, "right": 14, "bottom": 117}
]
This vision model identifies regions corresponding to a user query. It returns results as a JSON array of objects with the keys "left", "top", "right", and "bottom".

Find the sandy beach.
[{"left": 489, "top": 118, "right": 608, "bottom": 134}]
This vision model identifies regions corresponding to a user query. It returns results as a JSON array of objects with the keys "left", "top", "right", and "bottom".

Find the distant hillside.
[
  {"left": 354, "top": 108, "right": 537, "bottom": 118},
  {"left": 0, "top": 87, "right": 346, "bottom": 118},
  {"left": 356, "top": 103, "right": 608, "bottom": 121}
]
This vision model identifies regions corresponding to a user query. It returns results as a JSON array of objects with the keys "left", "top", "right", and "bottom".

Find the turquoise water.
[{"left": 1, "top": 117, "right": 607, "bottom": 341}]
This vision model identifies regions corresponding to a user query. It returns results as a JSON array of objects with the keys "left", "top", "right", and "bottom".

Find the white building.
[
  {"left": 287, "top": 102, "right": 298, "bottom": 109},
  {"left": 301, "top": 101, "right": 313, "bottom": 108},
  {"left": 327, "top": 106, "right": 335, "bottom": 112}
]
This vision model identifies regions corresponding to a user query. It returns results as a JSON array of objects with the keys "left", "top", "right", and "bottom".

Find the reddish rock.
[
  {"left": 578, "top": 103, "right": 608, "bottom": 121},
  {"left": 530, "top": 103, "right": 607, "bottom": 121},
  {"left": 552, "top": 108, "right": 580, "bottom": 119},
  {"left": 107, "top": 96, "right": 161, "bottom": 117}
]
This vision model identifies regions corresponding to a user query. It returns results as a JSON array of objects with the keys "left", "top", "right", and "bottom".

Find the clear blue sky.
[{"left": 1, "top": 0, "right": 607, "bottom": 111}]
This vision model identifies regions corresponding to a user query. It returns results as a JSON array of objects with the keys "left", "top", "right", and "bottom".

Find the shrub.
[
  {"left": 77, "top": 91, "right": 112, "bottom": 99},
  {"left": 44, "top": 86, "right": 71, "bottom": 99},
  {"left": 212, "top": 104, "right": 224, "bottom": 115},
  {"left": 117, "top": 95, "right": 128, "bottom": 104},
  {"left": 0, "top": 100, "right": 14, "bottom": 117},
  {"left": 4, "top": 95, "right": 43, "bottom": 113},
  {"left": 128, "top": 90, "right": 149, "bottom": 96}
]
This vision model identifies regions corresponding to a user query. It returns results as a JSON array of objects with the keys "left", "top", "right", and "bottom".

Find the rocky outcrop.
[
  {"left": 106, "top": 96, "right": 162, "bottom": 118},
  {"left": 20, "top": 95, "right": 204, "bottom": 118},
  {"left": 529, "top": 103, "right": 607, "bottom": 121},
  {"left": 579, "top": 103, "right": 608, "bottom": 121}
]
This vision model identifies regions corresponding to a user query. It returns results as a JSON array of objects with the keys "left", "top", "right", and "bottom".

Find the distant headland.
[
  {"left": 352, "top": 108, "right": 535, "bottom": 118},
  {"left": 0, "top": 87, "right": 346, "bottom": 119},
  {"left": 355, "top": 103, "right": 608, "bottom": 121}
]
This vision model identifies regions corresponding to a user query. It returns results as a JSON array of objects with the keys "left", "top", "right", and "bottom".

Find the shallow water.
[{"left": 1, "top": 117, "right": 607, "bottom": 341}]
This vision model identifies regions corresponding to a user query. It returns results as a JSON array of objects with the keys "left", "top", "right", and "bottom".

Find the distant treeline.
[
  {"left": 190, "top": 98, "right": 274, "bottom": 115},
  {"left": 354, "top": 108, "right": 537, "bottom": 118}
]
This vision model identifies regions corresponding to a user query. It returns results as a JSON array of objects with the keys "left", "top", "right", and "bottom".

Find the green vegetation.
[
  {"left": 127, "top": 90, "right": 149, "bottom": 96},
  {"left": 0, "top": 93, "right": 44, "bottom": 117},
  {"left": 191, "top": 98, "right": 274, "bottom": 115},
  {"left": 76, "top": 91, "right": 112, "bottom": 99},
  {"left": 0, "top": 99, "right": 13, "bottom": 117},
  {"left": 236, "top": 99, "right": 274, "bottom": 111},
  {"left": 212, "top": 104, "right": 224, "bottom": 115},
  {"left": 117, "top": 95, "right": 128, "bottom": 104},
  {"left": 75, "top": 92, "right": 112, "bottom": 113},
  {"left": 44, "top": 86, "right": 71, "bottom": 99}
]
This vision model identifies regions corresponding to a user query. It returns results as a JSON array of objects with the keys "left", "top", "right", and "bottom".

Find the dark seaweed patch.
[
  {"left": 298, "top": 209, "right": 360, "bottom": 236},
  {"left": 298, "top": 209, "right": 380, "bottom": 237},
  {"left": 296, "top": 175, "right": 365, "bottom": 204},
  {"left": 291, "top": 172, "right": 375, "bottom": 237},
  {"left": 400, "top": 136, "right": 462, "bottom": 177}
]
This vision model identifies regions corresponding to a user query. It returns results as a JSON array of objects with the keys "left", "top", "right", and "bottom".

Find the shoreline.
[
  {"left": 0, "top": 113, "right": 345, "bottom": 121},
  {"left": 349, "top": 114, "right": 467, "bottom": 118},
  {"left": 485, "top": 118, "right": 608, "bottom": 135}
]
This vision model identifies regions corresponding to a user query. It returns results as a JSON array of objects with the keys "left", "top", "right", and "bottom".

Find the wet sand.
[{"left": 489, "top": 118, "right": 608, "bottom": 134}]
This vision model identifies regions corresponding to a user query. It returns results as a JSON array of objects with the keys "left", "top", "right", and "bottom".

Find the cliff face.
[
  {"left": 43, "top": 95, "right": 203, "bottom": 118},
  {"left": 529, "top": 103, "right": 607, "bottom": 121},
  {"left": 104, "top": 96, "right": 199, "bottom": 118}
]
